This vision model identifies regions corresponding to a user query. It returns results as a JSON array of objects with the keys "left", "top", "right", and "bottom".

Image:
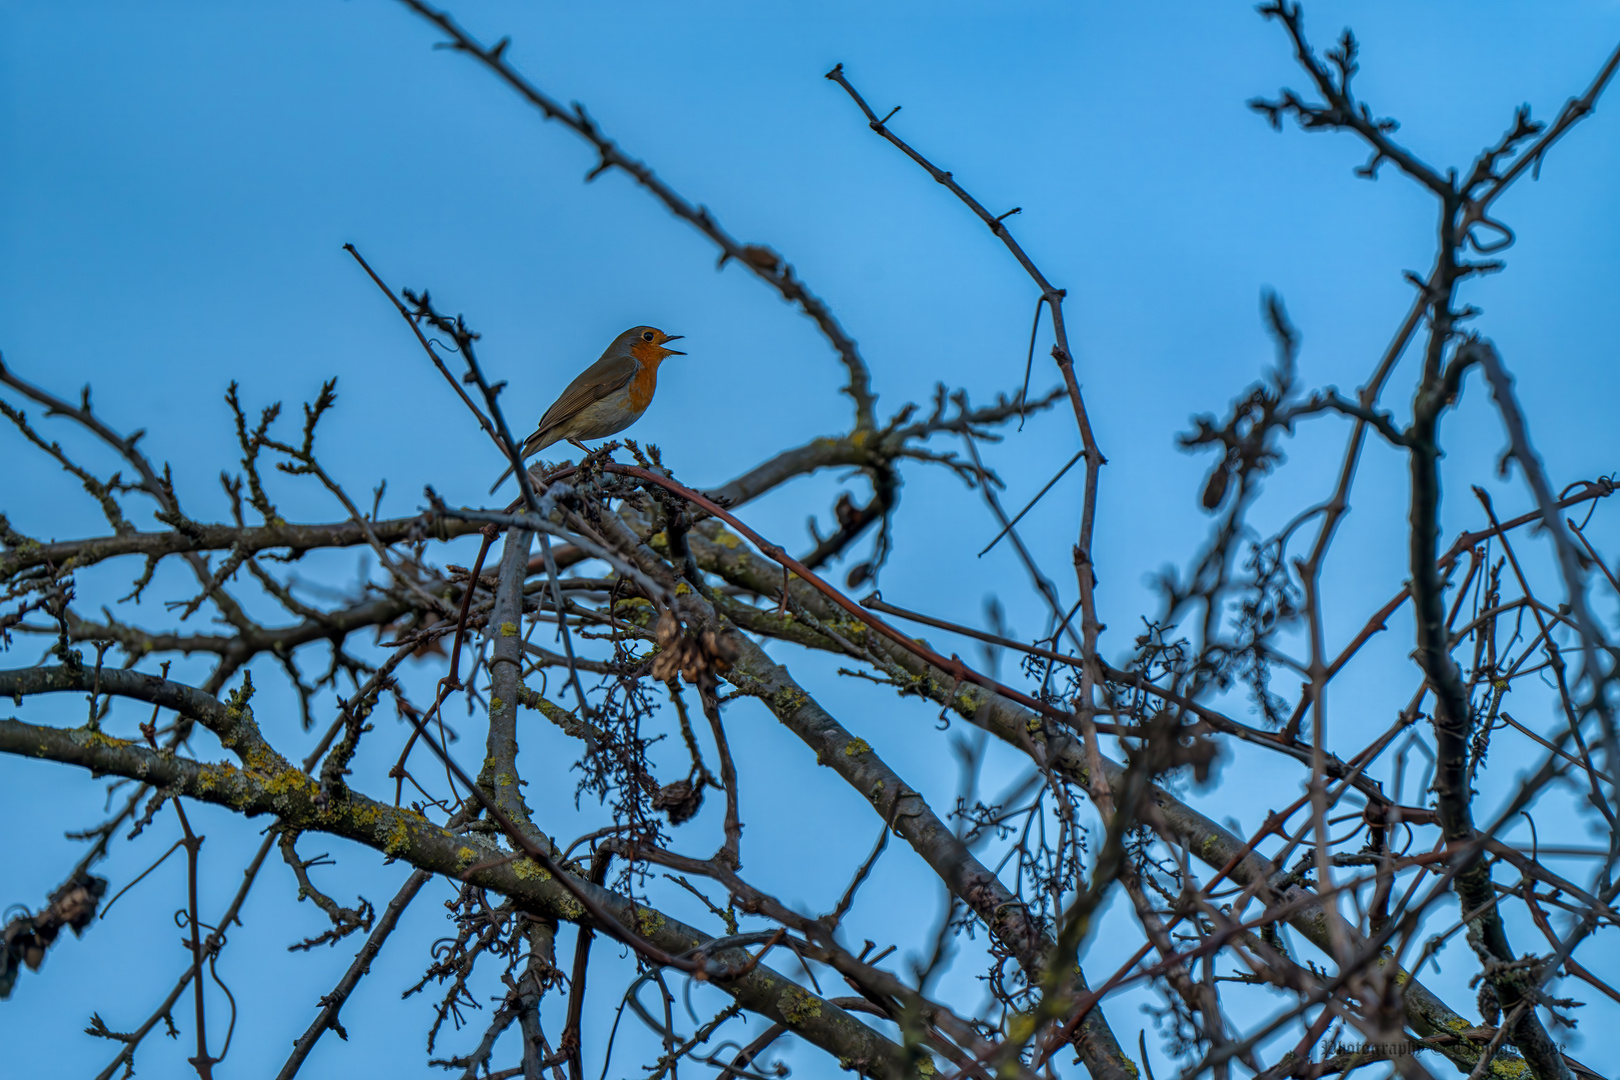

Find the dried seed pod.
[
  {"left": 649, "top": 611, "right": 685, "bottom": 681},
  {"left": 649, "top": 614, "right": 739, "bottom": 686},
  {"left": 699, "top": 627, "right": 737, "bottom": 675},
  {"left": 652, "top": 779, "right": 704, "bottom": 825},
  {"left": 649, "top": 647, "right": 680, "bottom": 683},
  {"left": 654, "top": 611, "right": 680, "bottom": 649}
]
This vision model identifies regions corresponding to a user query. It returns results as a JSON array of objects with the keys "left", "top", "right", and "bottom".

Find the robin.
[{"left": 490, "top": 325, "right": 685, "bottom": 492}]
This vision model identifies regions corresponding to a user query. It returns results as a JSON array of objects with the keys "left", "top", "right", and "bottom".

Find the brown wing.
[
  {"left": 523, "top": 353, "right": 638, "bottom": 453},
  {"left": 491, "top": 353, "right": 640, "bottom": 494}
]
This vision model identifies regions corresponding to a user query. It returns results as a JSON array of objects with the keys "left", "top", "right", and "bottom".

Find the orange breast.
[{"left": 627, "top": 362, "right": 659, "bottom": 412}]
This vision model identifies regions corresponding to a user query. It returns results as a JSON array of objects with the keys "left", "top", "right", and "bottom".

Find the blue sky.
[{"left": 4, "top": 1, "right": 1619, "bottom": 1076}]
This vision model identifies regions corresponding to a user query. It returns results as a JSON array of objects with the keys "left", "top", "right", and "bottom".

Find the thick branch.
[
  {"left": 0, "top": 664, "right": 284, "bottom": 770},
  {"left": 722, "top": 635, "right": 1137, "bottom": 1080},
  {"left": 584, "top": 499, "right": 1137, "bottom": 1077},
  {"left": 1, "top": 513, "right": 480, "bottom": 582},
  {"left": 680, "top": 519, "right": 1525, "bottom": 1075},
  {"left": 477, "top": 528, "right": 539, "bottom": 832},
  {"left": 0, "top": 717, "right": 905, "bottom": 1075}
]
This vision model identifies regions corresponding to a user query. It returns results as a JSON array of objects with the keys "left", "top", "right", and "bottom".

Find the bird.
[{"left": 490, "top": 325, "right": 685, "bottom": 493}]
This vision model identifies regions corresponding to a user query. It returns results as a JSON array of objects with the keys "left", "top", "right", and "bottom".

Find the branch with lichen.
[
  {"left": 672, "top": 514, "right": 1534, "bottom": 1075},
  {"left": 587, "top": 492, "right": 1140, "bottom": 1076},
  {"left": 476, "top": 526, "right": 542, "bottom": 835},
  {"left": 0, "top": 512, "right": 482, "bottom": 583},
  {"left": 0, "top": 713, "right": 907, "bottom": 1075}
]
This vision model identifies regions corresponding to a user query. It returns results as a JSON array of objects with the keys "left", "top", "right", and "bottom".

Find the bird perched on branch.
[{"left": 490, "top": 325, "right": 685, "bottom": 492}]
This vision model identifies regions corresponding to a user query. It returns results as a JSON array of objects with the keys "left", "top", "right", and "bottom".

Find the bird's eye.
[{"left": 643, "top": 331, "right": 655, "bottom": 341}]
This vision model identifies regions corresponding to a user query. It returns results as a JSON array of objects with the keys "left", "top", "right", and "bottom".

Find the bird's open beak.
[{"left": 661, "top": 334, "right": 686, "bottom": 355}]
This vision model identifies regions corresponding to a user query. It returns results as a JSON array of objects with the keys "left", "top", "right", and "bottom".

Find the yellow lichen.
[
  {"left": 195, "top": 762, "right": 235, "bottom": 794},
  {"left": 260, "top": 766, "right": 317, "bottom": 800},
  {"left": 954, "top": 686, "right": 985, "bottom": 713},
  {"left": 383, "top": 820, "right": 412, "bottom": 855},
  {"left": 500, "top": 622, "right": 518, "bottom": 637},
  {"left": 513, "top": 857, "right": 552, "bottom": 882},
  {"left": 712, "top": 529, "right": 742, "bottom": 550},
  {"left": 634, "top": 906, "right": 666, "bottom": 936},
  {"left": 772, "top": 687, "right": 808, "bottom": 713},
  {"left": 833, "top": 618, "right": 868, "bottom": 642},
  {"left": 843, "top": 738, "right": 871, "bottom": 756},
  {"left": 77, "top": 729, "right": 133, "bottom": 750},
  {"left": 348, "top": 802, "right": 383, "bottom": 830},
  {"left": 777, "top": 986, "right": 822, "bottom": 1026}
]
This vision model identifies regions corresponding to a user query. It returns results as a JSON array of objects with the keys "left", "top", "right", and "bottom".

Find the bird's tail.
[
  {"left": 489, "top": 429, "right": 553, "bottom": 494},
  {"left": 488, "top": 461, "right": 517, "bottom": 496}
]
